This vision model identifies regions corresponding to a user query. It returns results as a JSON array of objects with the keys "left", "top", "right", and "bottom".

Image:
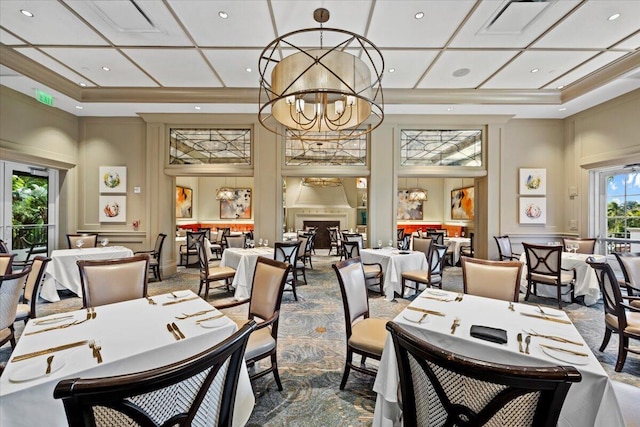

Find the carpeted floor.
[{"left": 2, "top": 253, "right": 638, "bottom": 426}]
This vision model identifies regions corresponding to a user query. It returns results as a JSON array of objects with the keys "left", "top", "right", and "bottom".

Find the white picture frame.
[
  {"left": 99, "top": 166, "right": 127, "bottom": 193},
  {"left": 99, "top": 195, "right": 127, "bottom": 222},
  {"left": 519, "top": 168, "right": 546, "bottom": 196},
  {"left": 519, "top": 197, "right": 546, "bottom": 224}
]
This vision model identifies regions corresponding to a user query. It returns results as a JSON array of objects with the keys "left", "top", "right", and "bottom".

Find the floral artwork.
[
  {"left": 99, "top": 166, "right": 127, "bottom": 193},
  {"left": 176, "top": 186, "right": 193, "bottom": 219},
  {"left": 99, "top": 195, "right": 126, "bottom": 222},
  {"left": 451, "top": 187, "right": 474, "bottom": 220},
  {"left": 221, "top": 188, "right": 252, "bottom": 219},
  {"left": 519, "top": 197, "right": 546, "bottom": 224},
  {"left": 397, "top": 190, "right": 423, "bottom": 220},
  {"left": 519, "top": 168, "right": 546, "bottom": 195}
]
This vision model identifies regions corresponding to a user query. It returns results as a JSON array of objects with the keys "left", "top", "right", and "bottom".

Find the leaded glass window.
[
  {"left": 285, "top": 130, "right": 367, "bottom": 166},
  {"left": 400, "top": 129, "right": 482, "bottom": 167},
  {"left": 169, "top": 128, "right": 251, "bottom": 165}
]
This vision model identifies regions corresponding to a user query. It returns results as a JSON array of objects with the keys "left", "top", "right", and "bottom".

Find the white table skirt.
[
  {"left": 220, "top": 247, "right": 274, "bottom": 300},
  {"left": 372, "top": 290, "right": 624, "bottom": 427},
  {"left": 445, "top": 237, "right": 471, "bottom": 265},
  {"left": 0, "top": 291, "right": 254, "bottom": 427},
  {"left": 360, "top": 248, "right": 428, "bottom": 301},
  {"left": 40, "top": 246, "right": 134, "bottom": 302},
  {"left": 519, "top": 252, "right": 605, "bottom": 306}
]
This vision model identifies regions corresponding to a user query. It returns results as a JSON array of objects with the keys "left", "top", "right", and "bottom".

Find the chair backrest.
[
  {"left": 429, "top": 244, "right": 448, "bottom": 276},
  {"left": 78, "top": 255, "right": 150, "bottom": 308},
  {"left": 523, "top": 243, "right": 562, "bottom": 280},
  {"left": 328, "top": 227, "right": 340, "bottom": 244},
  {"left": 196, "top": 227, "right": 211, "bottom": 241},
  {"left": 426, "top": 231, "right": 445, "bottom": 245},
  {"left": 494, "top": 235, "right": 516, "bottom": 260},
  {"left": 0, "top": 253, "right": 16, "bottom": 274},
  {"left": 562, "top": 237, "right": 596, "bottom": 254},
  {"left": 397, "top": 228, "right": 405, "bottom": 241},
  {"left": 399, "top": 234, "right": 411, "bottom": 250},
  {"left": 613, "top": 252, "right": 640, "bottom": 295},
  {"left": 462, "top": 257, "right": 523, "bottom": 302},
  {"left": 225, "top": 235, "right": 246, "bottom": 249},
  {"left": 22, "top": 256, "right": 51, "bottom": 317},
  {"left": 386, "top": 321, "right": 581, "bottom": 427},
  {"left": 217, "top": 227, "right": 231, "bottom": 243},
  {"left": 342, "top": 241, "right": 361, "bottom": 260},
  {"left": 67, "top": 233, "right": 99, "bottom": 249},
  {"left": 186, "top": 231, "right": 206, "bottom": 250},
  {"left": 303, "top": 232, "right": 315, "bottom": 254},
  {"left": 273, "top": 241, "right": 301, "bottom": 265},
  {"left": 54, "top": 320, "right": 257, "bottom": 427},
  {"left": 332, "top": 258, "right": 369, "bottom": 329},
  {"left": 196, "top": 240, "right": 211, "bottom": 278},
  {"left": 412, "top": 237, "right": 433, "bottom": 261},
  {"left": 153, "top": 233, "right": 167, "bottom": 259},
  {"left": 343, "top": 233, "right": 363, "bottom": 250},
  {"left": 296, "top": 235, "right": 309, "bottom": 258},
  {"left": 247, "top": 257, "right": 290, "bottom": 326},
  {"left": 0, "top": 240, "right": 9, "bottom": 253},
  {"left": 586, "top": 257, "right": 628, "bottom": 329},
  {"left": 0, "top": 266, "right": 32, "bottom": 330}
]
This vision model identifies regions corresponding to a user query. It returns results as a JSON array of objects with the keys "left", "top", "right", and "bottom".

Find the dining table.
[
  {"left": 0, "top": 290, "right": 254, "bottom": 427},
  {"left": 372, "top": 289, "right": 624, "bottom": 427},
  {"left": 220, "top": 247, "right": 275, "bottom": 300},
  {"left": 360, "top": 247, "right": 429, "bottom": 301},
  {"left": 444, "top": 236, "right": 471, "bottom": 265},
  {"left": 519, "top": 252, "right": 606, "bottom": 306},
  {"left": 40, "top": 246, "right": 134, "bottom": 302}
]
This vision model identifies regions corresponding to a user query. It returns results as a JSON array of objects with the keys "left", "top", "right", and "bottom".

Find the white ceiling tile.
[
  {"left": 483, "top": 50, "right": 598, "bottom": 89},
  {"left": 419, "top": 50, "right": 519, "bottom": 89},
  {"left": 64, "top": 0, "right": 191, "bottom": 46},
  {"left": 534, "top": 0, "right": 640, "bottom": 49},
  {"left": 544, "top": 51, "right": 628, "bottom": 89},
  {"left": 15, "top": 48, "right": 96, "bottom": 87},
  {"left": 0, "top": 29, "right": 26, "bottom": 45},
  {"left": 123, "top": 49, "right": 221, "bottom": 87},
  {"left": 203, "top": 50, "right": 263, "bottom": 88},
  {"left": 40, "top": 48, "right": 158, "bottom": 87},
  {"left": 450, "top": 0, "right": 581, "bottom": 48},
  {"left": 614, "top": 32, "right": 640, "bottom": 50},
  {"left": 369, "top": 0, "right": 475, "bottom": 48},
  {"left": 379, "top": 50, "right": 439, "bottom": 89},
  {"left": 0, "top": 0, "right": 106, "bottom": 45}
]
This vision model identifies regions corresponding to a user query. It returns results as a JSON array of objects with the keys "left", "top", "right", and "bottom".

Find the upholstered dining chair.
[
  {"left": 0, "top": 253, "right": 16, "bottom": 274},
  {"left": 494, "top": 235, "right": 521, "bottom": 261},
  {"left": 225, "top": 235, "right": 246, "bottom": 249},
  {"left": 459, "top": 232, "right": 474, "bottom": 259},
  {"left": 215, "top": 257, "right": 291, "bottom": 391},
  {"left": 586, "top": 257, "right": 640, "bottom": 372},
  {"left": 332, "top": 257, "right": 387, "bottom": 390},
  {"left": 342, "top": 241, "right": 384, "bottom": 296},
  {"left": 14, "top": 256, "right": 51, "bottom": 323},
  {"left": 522, "top": 243, "right": 576, "bottom": 309},
  {"left": 180, "top": 230, "right": 206, "bottom": 266},
  {"left": 273, "top": 240, "right": 301, "bottom": 301},
  {"left": 562, "top": 237, "right": 597, "bottom": 254},
  {"left": 195, "top": 241, "right": 236, "bottom": 298},
  {"left": 461, "top": 257, "right": 523, "bottom": 302},
  {"left": 426, "top": 230, "right": 445, "bottom": 245},
  {"left": 613, "top": 252, "right": 640, "bottom": 309},
  {"left": 298, "top": 232, "right": 314, "bottom": 269},
  {"left": 328, "top": 227, "right": 341, "bottom": 257},
  {"left": 54, "top": 320, "right": 257, "bottom": 427},
  {"left": 386, "top": 321, "right": 582, "bottom": 426},
  {"left": 0, "top": 266, "right": 32, "bottom": 348},
  {"left": 401, "top": 241, "right": 448, "bottom": 296},
  {"left": 77, "top": 254, "right": 150, "bottom": 308},
  {"left": 134, "top": 233, "right": 166, "bottom": 281},
  {"left": 66, "top": 233, "right": 99, "bottom": 249}
]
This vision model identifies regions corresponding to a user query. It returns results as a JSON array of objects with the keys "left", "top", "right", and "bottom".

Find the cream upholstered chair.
[
  {"left": 461, "top": 257, "right": 523, "bottom": 302},
  {"left": 216, "top": 257, "right": 291, "bottom": 391},
  {"left": 562, "top": 237, "right": 597, "bottom": 254},
  {"left": 586, "top": 257, "right": 640, "bottom": 372},
  {"left": 195, "top": 241, "right": 236, "bottom": 298},
  {"left": 0, "top": 253, "right": 16, "bottom": 274},
  {"left": 134, "top": 233, "right": 167, "bottom": 281},
  {"left": 332, "top": 257, "right": 387, "bottom": 390},
  {"left": 273, "top": 240, "right": 301, "bottom": 301},
  {"left": 494, "top": 235, "right": 521, "bottom": 261},
  {"left": 77, "top": 254, "right": 150, "bottom": 308},
  {"left": 401, "top": 240, "right": 449, "bottom": 296},
  {"left": 225, "top": 235, "right": 246, "bottom": 249},
  {"left": 54, "top": 320, "right": 257, "bottom": 427},
  {"left": 386, "top": 321, "right": 581, "bottom": 426},
  {"left": 342, "top": 241, "right": 384, "bottom": 296},
  {"left": 613, "top": 252, "right": 640, "bottom": 309},
  {"left": 0, "top": 266, "right": 32, "bottom": 348},
  {"left": 522, "top": 243, "right": 576, "bottom": 309},
  {"left": 14, "top": 256, "right": 51, "bottom": 323},
  {"left": 66, "top": 233, "right": 99, "bottom": 248}
]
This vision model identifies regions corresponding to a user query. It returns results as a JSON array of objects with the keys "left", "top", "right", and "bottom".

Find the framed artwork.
[
  {"left": 99, "top": 195, "right": 126, "bottom": 222},
  {"left": 221, "top": 188, "right": 252, "bottom": 219},
  {"left": 99, "top": 166, "right": 127, "bottom": 193},
  {"left": 519, "top": 168, "right": 546, "bottom": 195},
  {"left": 397, "top": 190, "right": 423, "bottom": 220},
  {"left": 451, "top": 187, "right": 475, "bottom": 220},
  {"left": 176, "top": 186, "right": 193, "bottom": 218},
  {"left": 519, "top": 197, "right": 547, "bottom": 224}
]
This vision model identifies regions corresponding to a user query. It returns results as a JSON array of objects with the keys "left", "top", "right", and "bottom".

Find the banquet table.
[
  {"left": 519, "top": 252, "right": 605, "bottom": 306},
  {"left": 360, "top": 247, "right": 429, "bottom": 301},
  {"left": 40, "top": 246, "right": 134, "bottom": 302},
  {"left": 0, "top": 291, "right": 254, "bottom": 427},
  {"left": 372, "top": 289, "right": 624, "bottom": 427},
  {"left": 220, "top": 247, "right": 274, "bottom": 300}
]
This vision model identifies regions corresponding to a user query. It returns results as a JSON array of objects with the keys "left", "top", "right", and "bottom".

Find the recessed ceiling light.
[
  {"left": 452, "top": 68, "right": 470, "bottom": 77},
  {"left": 556, "top": 85, "right": 564, "bottom": 89},
  {"left": 415, "top": 12, "right": 424, "bottom": 19},
  {"left": 388, "top": 68, "right": 395, "bottom": 73},
  {"left": 245, "top": 67, "right": 252, "bottom": 72},
  {"left": 20, "top": 9, "right": 34, "bottom": 17},
  {"left": 608, "top": 13, "right": 620, "bottom": 21},
  {"left": 194, "top": 106, "right": 201, "bottom": 110},
  {"left": 559, "top": 107, "right": 566, "bottom": 112},
  {"left": 75, "top": 106, "right": 83, "bottom": 110},
  {"left": 219, "top": 11, "right": 228, "bottom": 19},
  {"left": 79, "top": 82, "right": 87, "bottom": 87},
  {"left": 102, "top": 66, "right": 110, "bottom": 71},
  {"left": 530, "top": 68, "right": 539, "bottom": 73}
]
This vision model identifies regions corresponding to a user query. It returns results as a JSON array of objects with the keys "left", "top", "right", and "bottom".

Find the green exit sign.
[{"left": 34, "top": 89, "right": 54, "bottom": 106}]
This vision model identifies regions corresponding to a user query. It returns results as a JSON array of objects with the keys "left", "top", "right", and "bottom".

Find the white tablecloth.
[
  {"left": 372, "top": 290, "right": 624, "bottom": 427},
  {"left": 220, "top": 247, "right": 274, "bottom": 300},
  {"left": 0, "top": 291, "right": 254, "bottom": 427},
  {"left": 360, "top": 248, "right": 429, "bottom": 301},
  {"left": 519, "top": 252, "right": 605, "bottom": 306},
  {"left": 40, "top": 246, "right": 134, "bottom": 302},
  {"left": 445, "top": 237, "right": 471, "bottom": 265},
  {"left": 283, "top": 232, "right": 298, "bottom": 241}
]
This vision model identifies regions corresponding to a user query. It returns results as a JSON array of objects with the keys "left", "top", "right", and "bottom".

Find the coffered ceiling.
[{"left": 1, "top": 0, "right": 639, "bottom": 118}]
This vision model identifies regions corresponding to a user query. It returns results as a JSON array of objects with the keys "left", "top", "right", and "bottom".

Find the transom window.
[
  {"left": 285, "top": 130, "right": 367, "bottom": 166},
  {"left": 400, "top": 129, "right": 482, "bottom": 167},
  {"left": 169, "top": 128, "right": 251, "bottom": 165}
]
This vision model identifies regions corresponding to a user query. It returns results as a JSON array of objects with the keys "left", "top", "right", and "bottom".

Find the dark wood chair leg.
[
  {"left": 271, "top": 352, "right": 283, "bottom": 391},
  {"left": 615, "top": 336, "right": 628, "bottom": 372},
  {"left": 599, "top": 328, "right": 612, "bottom": 351},
  {"left": 340, "top": 351, "right": 353, "bottom": 390}
]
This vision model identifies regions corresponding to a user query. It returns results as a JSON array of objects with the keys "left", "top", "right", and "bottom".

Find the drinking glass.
[
  {"left": 76, "top": 239, "right": 84, "bottom": 249},
  {"left": 454, "top": 233, "right": 459, "bottom": 238},
  {"left": 377, "top": 240, "right": 382, "bottom": 248},
  {"left": 100, "top": 238, "right": 109, "bottom": 247},
  {"left": 258, "top": 238, "right": 263, "bottom": 247},
  {"left": 388, "top": 240, "right": 393, "bottom": 248},
  {"left": 264, "top": 239, "right": 269, "bottom": 247}
]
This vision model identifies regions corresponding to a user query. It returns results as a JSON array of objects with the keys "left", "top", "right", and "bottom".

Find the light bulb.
[
  {"left": 346, "top": 95, "right": 356, "bottom": 106},
  {"left": 334, "top": 100, "right": 344, "bottom": 115},
  {"left": 286, "top": 95, "right": 295, "bottom": 105},
  {"left": 295, "top": 98, "right": 305, "bottom": 113}
]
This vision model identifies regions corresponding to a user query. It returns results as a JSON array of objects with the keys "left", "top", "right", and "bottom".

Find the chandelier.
[
  {"left": 215, "top": 187, "right": 235, "bottom": 201},
  {"left": 301, "top": 177, "right": 343, "bottom": 188},
  {"left": 408, "top": 188, "right": 428, "bottom": 202},
  {"left": 258, "top": 8, "right": 384, "bottom": 142}
]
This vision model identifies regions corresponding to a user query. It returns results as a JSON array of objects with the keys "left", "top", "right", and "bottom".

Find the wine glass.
[
  {"left": 264, "top": 239, "right": 269, "bottom": 247},
  {"left": 388, "top": 240, "right": 393, "bottom": 248},
  {"left": 377, "top": 239, "right": 382, "bottom": 249},
  {"left": 76, "top": 239, "right": 84, "bottom": 249},
  {"left": 100, "top": 238, "right": 109, "bottom": 247},
  {"left": 258, "top": 238, "right": 263, "bottom": 247}
]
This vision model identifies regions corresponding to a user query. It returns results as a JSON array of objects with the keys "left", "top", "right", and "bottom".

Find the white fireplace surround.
[{"left": 294, "top": 213, "right": 348, "bottom": 231}]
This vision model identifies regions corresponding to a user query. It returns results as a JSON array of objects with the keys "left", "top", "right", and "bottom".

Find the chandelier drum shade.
[{"left": 259, "top": 8, "right": 384, "bottom": 142}]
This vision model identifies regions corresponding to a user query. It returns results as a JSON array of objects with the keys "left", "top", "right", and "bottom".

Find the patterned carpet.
[{"left": 2, "top": 254, "right": 638, "bottom": 426}]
